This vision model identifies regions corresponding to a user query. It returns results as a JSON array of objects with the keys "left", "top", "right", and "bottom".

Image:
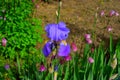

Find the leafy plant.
[{"left": 0, "top": 0, "right": 43, "bottom": 59}]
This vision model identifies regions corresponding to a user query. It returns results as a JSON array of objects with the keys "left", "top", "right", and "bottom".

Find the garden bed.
[{"left": 0, "top": 0, "right": 120, "bottom": 80}]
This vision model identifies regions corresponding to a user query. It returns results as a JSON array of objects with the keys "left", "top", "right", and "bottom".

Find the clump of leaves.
[{"left": 0, "top": 0, "right": 43, "bottom": 59}]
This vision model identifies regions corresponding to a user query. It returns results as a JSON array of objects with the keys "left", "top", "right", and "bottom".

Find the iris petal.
[
  {"left": 42, "top": 41, "right": 53, "bottom": 57},
  {"left": 58, "top": 42, "right": 70, "bottom": 56},
  {"left": 45, "top": 22, "right": 70, "bottom": 41}
]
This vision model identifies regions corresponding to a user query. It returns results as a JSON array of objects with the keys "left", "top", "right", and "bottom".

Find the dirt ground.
[{"left": 34, "top": 0, "right": 120, "bottom": 54}]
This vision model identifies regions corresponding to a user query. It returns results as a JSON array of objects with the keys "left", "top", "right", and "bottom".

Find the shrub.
[{"left": 0, "top": 0, "right": 43, "bottom": 59}]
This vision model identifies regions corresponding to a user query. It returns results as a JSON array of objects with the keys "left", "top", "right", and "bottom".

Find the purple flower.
[
  {"left": 42, "top": 41, "right": 70, "bottom": 57},
  {"left": 109, "top": 10, "right": 116, "bottom": 16},
  {"left": 71, "top": 42, "right": 77, "bottom": 52},
  {"left": 58, "top": 42, "right": 70, "bottom": 57},
  {"left": 88, "top": 57, "right": 94, "bottom": 63},
  {"left": 39, "top": 64, "right": 46, "bottom": 72},
  {"left": 42, "top": 41, "right": 54, "bottom": 57},
  {"left": 45, "top": 22, "right": 70, "bottom": 41},
  {"left": 4, "top": 64, "right": 10, "bottom": 70},
  {"left": 2, "top": 38, "right": 7, "bottom": 47},
  {"left": 64, "top": 55, "right": 71, "bottom": 61},
  {"left": 100, "top": 10, "right": 105, "bottom": 16}
]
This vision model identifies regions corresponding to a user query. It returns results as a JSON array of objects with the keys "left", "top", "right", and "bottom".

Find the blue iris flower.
[
  {"left": 58, "top": 42, "right": 70, "bottom": 56},
  {"left": 45, "top": 22, "right": 70, "bottom": 41},
  {"left": 42, "top": 41, "right": 55, "bottom": 57},
  {"left": 42, "top": 22, "right": 70, "bottom": 57},
  {"left": 42, "top": 41, "right": 70, "bottom": 57}
]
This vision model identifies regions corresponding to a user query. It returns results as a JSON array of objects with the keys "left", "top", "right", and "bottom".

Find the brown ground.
[{"left": 34, "top": 0, "right": 120, "bottom": 54}]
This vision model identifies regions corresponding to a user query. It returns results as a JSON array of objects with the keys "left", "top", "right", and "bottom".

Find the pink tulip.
[
  {"left": 71, "top": 42, "right": 77, "bottom": 52},
  {"left": 39, "top": 64, "right": 46, "bottom": 72},
  {"left": 86, "top": 38, "right": 92, "bottom": 44},
  {"left": 91, "top": 48, "right": 94, "bottom": 53},
  {"left": 115, "top": 12, "right": 119, "bottom": 16},
  {"left": 32, "top": 0, "right": 35, "bottom": 2},
  {"left": 100, "top": 10, "right": 105, "bottom": 16},
  {"left": 35, "top": 4, "right": 39, "bottom": 8},
  {"left": 64, "top": 55, "right": 71, "bottom": 61},
  {"left": 85, "top": 34, "right": 91, "bottom": 39},
  {"left": 2, "top": 38, "right": 7, "bottom": 47},
  {"left": 107, "top": 26, "right": 112, "bottom": 32},
  {"left": 88, "top": 57, "right": 94, "bottom": 63}
]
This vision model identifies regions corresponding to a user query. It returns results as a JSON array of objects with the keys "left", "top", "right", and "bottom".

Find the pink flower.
[
  {"left": 100, "top": 10, "right": 105, "bottom": 16},
  {"left": 32, "top": 0, "right": 35, "bottom": 2},
  {"left": 85, "top": 34, "right": 91, "bottom": 39},
  {"left": 86, "top": 38, "right": 92, "bottom": 44},
  {"left": 115, "top": 12, "right": 119, "bottom": 16},
  {"left": 91, "top": 48, "right": 94, "bottom": 53},
  {"left": 35, "top": 4, "right": 39, "bottom": 8},
  {"left": 71, "top": 42, "right": 77, "bottom": 52},
  {"left": 88, "top": 57, "right": 94, "bottom": 63},
  {"left": 64, "top": 55, "right": 71, "bottom": 61},
  {"left": 2, "top": 38, "right": 7, "bottom": 47},
  {"left": 109, "top": 10, "right": 116, "bottom": 16},
  {"left": 107, "top": 26, "right": 112, "bottom": 32},
  {"left": 39, "top": 65, "right": 46, "bottom": 72}
]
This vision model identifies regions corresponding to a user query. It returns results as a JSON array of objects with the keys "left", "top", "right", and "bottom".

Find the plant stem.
[{"left": 57, "top": 0, "right": 61, "bottom": 23}]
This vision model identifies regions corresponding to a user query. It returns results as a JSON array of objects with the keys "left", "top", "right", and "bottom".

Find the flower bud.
[
  {"left": 2, "top": 38, "right": 7, "bottom": 47},
  {"left": 85, "top": 34, "right": 91, "bottom": 39},
  {"left": 71, "top": 42, "right": 77, "bottom": 52},
  {"left": 64, "top": 55, "right": 71, "bottom": 61},
  {"left": 88, "top": 57, "right": 94, "bottom": 63},
  {"left": 107, "top": 26, "right": 112, "bottom": 32},
  {"left": 39, "top": 64, "right": 46, "bottom": 72},
  {"left": 100, "top": 10, "right": 105, "bottom": 16},
  {"left": 4, "top": 64, "right": 10, "bottom": 70},
  {"left": 109, "top": 10, "right": 115, "bottom": 16},
  {"left": 86, "top": 38, "right": 92, "bottom": 44}
]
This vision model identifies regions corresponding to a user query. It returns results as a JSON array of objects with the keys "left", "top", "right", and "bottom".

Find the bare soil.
[{"left": 34, "top": 0, "right": 120, "bottom": 54}]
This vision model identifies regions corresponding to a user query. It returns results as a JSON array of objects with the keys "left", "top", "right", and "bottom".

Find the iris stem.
[{"left": 57, "top": 0, "right": 61, "bottom": 23}]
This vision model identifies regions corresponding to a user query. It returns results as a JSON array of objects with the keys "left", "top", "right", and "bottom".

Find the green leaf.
[
  {"left": 64, "top": 63, "right": 69, "bottom": 80},
  {"left": 87, "top": 71, "right": 93, "bottom": 80}
]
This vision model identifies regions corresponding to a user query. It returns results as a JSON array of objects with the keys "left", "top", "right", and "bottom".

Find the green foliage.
[
  {"left": 0, "top": 40, "right": 118, "bottom": 80},
  {"left": 0, "top": 0, "right": 43, "bottom": 59},
  {"left": 116, "top": 39, "right": 120, "bottom": 75}
]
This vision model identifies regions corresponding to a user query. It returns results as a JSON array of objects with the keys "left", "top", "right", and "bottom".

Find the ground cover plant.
[{"left": 0, "top": 0, "right": 120, "bottom": 80}]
